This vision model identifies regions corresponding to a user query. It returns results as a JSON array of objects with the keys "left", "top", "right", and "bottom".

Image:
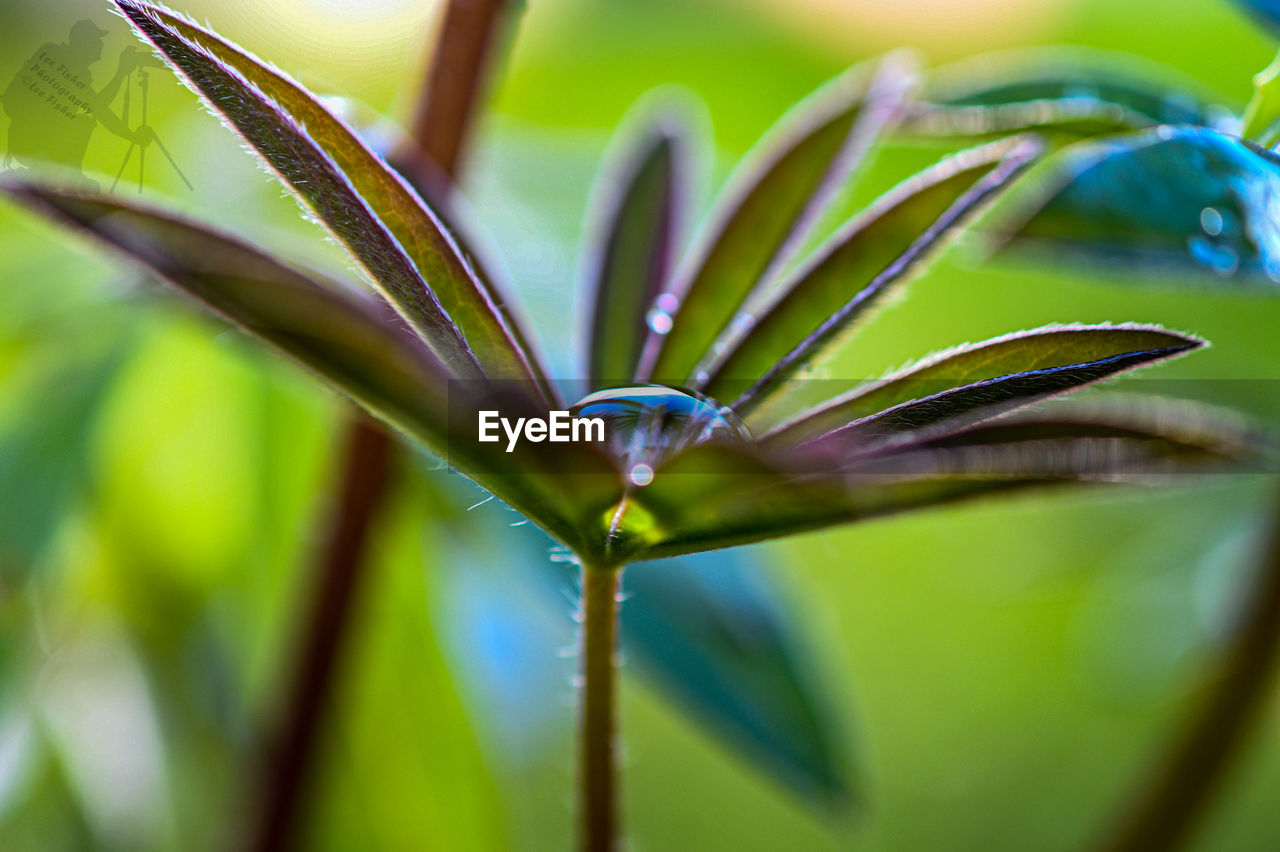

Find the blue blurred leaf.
[
  {"left": 618, "top": 552, "right": 850, "bottom": 806},
  {"left": 1232, "top": 0, "right": 1280, "bottom": 35},
  {"left": 427, "top": 475, "right": 851, "bottom": 807},
  {"left": 1001, "top": 126, "right": 1280, "bottom": 281}
]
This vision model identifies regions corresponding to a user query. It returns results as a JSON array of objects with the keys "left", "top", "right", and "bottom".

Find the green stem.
[
  {"left": 1099, "top": 491, "right": 1280, "bottom": 852},
  {"left": 579, "top": 562, "right": 622, "bottom": 852}
]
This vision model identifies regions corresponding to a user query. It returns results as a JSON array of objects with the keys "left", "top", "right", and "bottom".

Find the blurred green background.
[{"left": 3, "top": 0, "right": 1280, "bottom": 849}]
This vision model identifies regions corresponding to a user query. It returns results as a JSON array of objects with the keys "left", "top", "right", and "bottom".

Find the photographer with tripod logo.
[{"left": 3, "top": 19, "right": 187, "bottom": 193}]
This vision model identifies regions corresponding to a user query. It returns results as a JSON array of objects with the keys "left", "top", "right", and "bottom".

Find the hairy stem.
[
  {"left": 579, "top": 563, "right": 622, "bottom": 852},
  {"left": 1100, "top": 492, "right": 1280, "bottom": 852},
  {"left": 249, "top": 0, "right": 514, "bottom": 847}
]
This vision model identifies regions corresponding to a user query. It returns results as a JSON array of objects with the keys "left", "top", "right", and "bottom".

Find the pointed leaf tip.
[
  {"left": 701, "top": 134, "right": 1043, "bottom": 413},
  {"left": 775, "top": 323, "right": 1202, "bottom": 452},
  {"left": 635, "top": 54, "right": 917, "bottom": 386},
  {"left": 585, "top": 114, "right": 685, "bottom": 386},
  {"left": 112, "top": 0, "right": 553, "bottom": 403}
]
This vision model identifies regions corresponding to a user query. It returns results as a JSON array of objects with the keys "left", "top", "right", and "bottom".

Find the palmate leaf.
[
  {"left": 994, "top": 126, "right": 1280, "bottom": 281},
  {"left": 701, "top": 136, "right": 1042, "bottom": 414},
  {"left": 635, "top": 54, "right": 917, "bottom": 384},
  {"left": 113, "top": 0, "right": 555, "bottom": 399},
  {"left": 900, "top": 50, "right": 1233, "bottom": 142},
  {"left": 585, "top": 116, "right": 684, "bottom": 386},
  {"left": 770, "top": 324, "right": 1201, "bottom": 448},
  {"left": 0, "top": 184, "right": 619, "bottom": 552}
]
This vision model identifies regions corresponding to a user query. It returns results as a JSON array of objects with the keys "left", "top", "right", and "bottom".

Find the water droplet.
[
  {"left": 570, "top": 384, "right": 751, "bottom": 480},
  {"left": 693, "top": 370, "right": 710, "bottom": 385},
  {"left": 1200, "top": 206, "right": 1224, "bottom": 237},
  {"left": 646, "top": 308, "right": 673, "bottom": 335},
  {"left": 628, "top": 463, "right": 655, "bottom": 487},
  {"left": 654, "top": 293, "right": 679, "bottom": 314}
]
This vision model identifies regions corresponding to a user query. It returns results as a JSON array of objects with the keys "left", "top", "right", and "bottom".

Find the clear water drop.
[
  {"left": 570, "top": 384, "right": 751, "bottom": 481},
  {"left": 654, "top": 293, "right": 679, "bottom": 314},
  {"left": 646, "top": 308, "right": 673, "bottom": 335},
  {"left": 1200, "top": 206, "right": 1224, "bottom": 237}
]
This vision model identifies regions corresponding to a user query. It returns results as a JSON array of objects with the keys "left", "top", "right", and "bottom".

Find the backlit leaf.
[
  {"left": 702, "top": 136, "right": 1040, "bottom": 413},
  {"left": 770, "top": 324, "right": 1201, "bottom": 447},
  {"left": 902, "top": 50, "right": 1232, "bottom": 141},
  {"left": 0, "top": 184, "right": 616, "bottom": 551},
  {"left": 636, "top": 55, "right": 916, "bottom": 384},
  {"left": 114, "top": 1, "right": 554, "bottom": 403},
  {"left": 627, "top": 402, "right": 1251, "bottom": 561},
  {"left": 114, "top": 0, "right": 486, "bottom": 381},
  {"left": 585, "top": 118, "right": 683, "bottom": 386}
]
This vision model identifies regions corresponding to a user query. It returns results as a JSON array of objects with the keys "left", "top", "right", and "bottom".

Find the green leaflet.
[
  {"left": 1, "top": 184, "right": 617, "bottom": 552},
  {"left": 701, "top": 136, "right": 1039, "bottom": 413},
  {"left": 628, "top": 400, "right": 1249, "bottom": 561},
  {"left": 585, "top": 120, "right": 682, "bottom": 387},
  {"left": 770, "top": 324, "right": 1200, "bottom": 446},
  {"left": 901, "top": 49, "right": 1232, "bottom": 142},
  {"left": 116, "top": 0, "right": 517, "bottom": 387},
  {"left": 636, "top": 55, "right": 915, "bottom": 385}
]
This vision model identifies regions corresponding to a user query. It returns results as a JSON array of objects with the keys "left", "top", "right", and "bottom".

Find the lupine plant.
[
  {"left": 0, "top": 2, "right": 1260, "bottom": 849},
  {"left": 889, "top": 20, "right": 1280, "bottom": 849}
]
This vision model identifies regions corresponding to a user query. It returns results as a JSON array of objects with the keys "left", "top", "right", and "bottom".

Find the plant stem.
[
  {"left": 579, "top": 562, "right": 622, "bottom": 852},
  {"left": 1100, "top": 492, "right": 1280, "bottom": 852},
  {"left": 252, "top": 416, "right": 393, "bottom": 852},
  {"left": 249, "top": 1, "right": 515, "bottom": 848},
  {"left": 393, "top": 0, "right": 512, "bottom": 191}
]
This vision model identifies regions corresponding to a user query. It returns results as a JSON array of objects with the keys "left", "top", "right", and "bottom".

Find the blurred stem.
[
  {"left": 393, "top": 0, "right": 512, "bottom": 193},
  {"left": 1100, "top": 492, "right": 1280, "bottom": 852},
  {"left": 251, "top": 417, "right": 393, "bottom": 852},
  {"left": 579, "top": 562, "right": 622, "bottom": 852},
  {"left": 249, "top": 0, "right": 515, "bottom": 849}
]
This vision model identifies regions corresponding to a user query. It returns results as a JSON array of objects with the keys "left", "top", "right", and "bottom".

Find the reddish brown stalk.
[
  {"left": 249, "top": 1, "right": 515, "bottom": 849},
  {"left": 251, "top": 418, "right": 393, "bottom": 852},
  {"left": 1100, "top": 491, "right": 1280, "bottom": 852},
  {"left": 393, "top": 0, "right": 512, "bottom": 193}
]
